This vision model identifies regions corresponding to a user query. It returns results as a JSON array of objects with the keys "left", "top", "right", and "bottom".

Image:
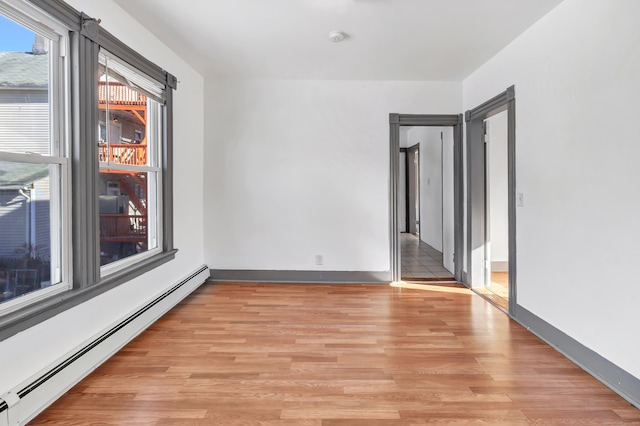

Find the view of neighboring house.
[
  {"left": 0, "top": 47, "right": 51, "bottom": 301},
  {"left": 0, "top": 41, "right": 151, "bottom": 300}
]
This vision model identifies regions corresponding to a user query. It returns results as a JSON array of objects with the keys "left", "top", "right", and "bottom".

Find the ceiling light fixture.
[{"left": 328, "top": 31, "right": 347, "bottom": 42}]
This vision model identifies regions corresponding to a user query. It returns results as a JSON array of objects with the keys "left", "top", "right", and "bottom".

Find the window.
[
  {"left": 0, "top": 0, "right": 177, "bottom": 338},
  {"left": 98, "top": 50, "right": 164, "bottom": 272},
  {"left": 0, "top": 3, "right": 70, "bottom": 314}
]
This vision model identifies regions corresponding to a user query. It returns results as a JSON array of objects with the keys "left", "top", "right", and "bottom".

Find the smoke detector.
[{"left": 328, "top": 31, "right": 347, "bottom": 42}]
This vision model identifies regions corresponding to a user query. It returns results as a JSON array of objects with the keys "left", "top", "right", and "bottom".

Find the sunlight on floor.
[
  {"left": 390, "top": 281, "right": 470, "bottom": 295},
  {"left": 475, "top": 271, "right": 509, "bottom": 311}
]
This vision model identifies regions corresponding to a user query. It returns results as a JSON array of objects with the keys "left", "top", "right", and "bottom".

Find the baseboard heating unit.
[{"left": 0, "top": 264, "right": 209, "bottom": 426}]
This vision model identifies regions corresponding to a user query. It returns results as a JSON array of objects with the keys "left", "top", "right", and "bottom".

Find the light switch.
[{"left": 517, "top": 192, "right": 524, "bottom": 207}]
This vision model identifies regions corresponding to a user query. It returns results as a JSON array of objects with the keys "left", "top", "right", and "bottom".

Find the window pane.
[
  {"left": 1, "top": 11, "right": 65, "bottom": 308},
  {"left": 99, "top": 171, "right": 152, "bottom": 266},
  {"left": 0, "top": 14, "right": 51, "bottom": 156},
  {"left": 0, "top": 160, "right": 61, "bottom": 304},
  {"left": 98, "top": 50, "right": 163, "bottom": 272},
  {"left": 98, "top": 55, "right": 149, "bottom": 167}
]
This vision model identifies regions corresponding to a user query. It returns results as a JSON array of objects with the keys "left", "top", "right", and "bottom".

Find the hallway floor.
[{"left": 401, "top": 233, "right": 454, "bottom": 280}]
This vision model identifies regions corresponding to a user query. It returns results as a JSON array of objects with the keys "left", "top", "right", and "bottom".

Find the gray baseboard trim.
[
  {"left": 514, "top": 304, "right": 640, "bottom": 409},
  {"left": 208, "top": 269, "right": 391, "bottom": 284}
]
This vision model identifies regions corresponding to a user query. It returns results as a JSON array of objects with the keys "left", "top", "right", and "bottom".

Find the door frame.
[
  {"left": 464, "top": 85, "right": 517, "bottom": 313},
  {"left": 389, "top": 114, "right": 463, "bottom": 282}
]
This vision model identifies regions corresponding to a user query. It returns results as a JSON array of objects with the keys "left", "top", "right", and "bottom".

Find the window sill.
[{"left": 0, "top": 249, "right": 177, "bottom": 342}]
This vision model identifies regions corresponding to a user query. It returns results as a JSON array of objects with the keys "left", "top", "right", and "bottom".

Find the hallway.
[{"left": 400, "top": 233, "right": 454, "bottom": 281}]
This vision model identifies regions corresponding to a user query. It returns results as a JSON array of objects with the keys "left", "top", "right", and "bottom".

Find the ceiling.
[{"left": 112, "top": 0, "right": 564, "bottom": 81}]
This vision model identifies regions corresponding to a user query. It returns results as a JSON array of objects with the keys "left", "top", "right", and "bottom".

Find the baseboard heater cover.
[{"left": 0, "top": 264, "right": 209, "bottom": 425}]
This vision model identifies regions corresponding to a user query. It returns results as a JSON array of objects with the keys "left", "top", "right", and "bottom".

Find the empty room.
[{"left": 0, "top": 0, "right": 639, "bottom": 424}]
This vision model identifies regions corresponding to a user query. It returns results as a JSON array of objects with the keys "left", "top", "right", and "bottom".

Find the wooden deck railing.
[
  {"left": 98, "top": 144, "right": 147, "bottom": 166},
  {"left": 99, "top": 82, "right": 147, "bottom": 106},
  {"left": 100, "top": 214, "right": 147, "bottom": 242}
]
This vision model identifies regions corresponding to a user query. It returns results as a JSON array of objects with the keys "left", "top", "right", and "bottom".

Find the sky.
[{"left": 0, "top": 14, "right": 36, "bottom": 52}]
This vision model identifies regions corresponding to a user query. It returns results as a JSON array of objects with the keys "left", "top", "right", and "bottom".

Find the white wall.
[
  {"left": 0, "top": 0, "right": 205, "bottom": 393},
  {"left": 399, "top": 126, "right": 410, "bottom": 148},
  {"left": 463, "top": 0, "right": 640, "bottom": 379},
  {"left": 441, "top": 127, "right": 455, "bottom": 273},
  {"left": 204, "top": 80, "right": 461, "bottom": 271},
  {"left": 406, "top": 127, "right": 443, "bottom": 251},
  {"left": 398, "top": 151, "right": 406, "bottom": 232},
  {"left": 486, "top": 110, "right": 509, "bottom": 263},
  {"left": 399, "top": 127, "right": 410, "bottom": 233}
]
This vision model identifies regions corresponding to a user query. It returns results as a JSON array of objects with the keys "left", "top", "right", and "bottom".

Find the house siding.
[
  {"left": 1, "top": 89, "right": 51, "bottom": 275},
  {"left": 0, "top": 191, "right": 27, "bottom": 258},
  {"left": 0, "top": 90, "right": 49, "bottom": 155}
]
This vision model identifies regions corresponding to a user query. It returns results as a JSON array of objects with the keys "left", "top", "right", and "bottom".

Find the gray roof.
[
  {"left": 0, "top": 160, "right": 48, "bottom": 189},
  {"left": 0, "top": 52, "right": 48, "bottom": 88}
]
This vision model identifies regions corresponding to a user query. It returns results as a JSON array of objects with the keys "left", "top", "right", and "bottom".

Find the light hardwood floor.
[
  {"left": 32, "top": 282, "right": 640, "bottom": 425},
  {"left": 476, "top": 271, "right": 509, "bottom": 311}
]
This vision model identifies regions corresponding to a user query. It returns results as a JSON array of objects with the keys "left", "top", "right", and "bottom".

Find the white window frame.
[
  {"left": 0, "top": 1, "right": 72, "bottom": 315},
  {"left": 98, "top": 49, "right": 164, "bottom": 277},
  {"left": 0, "top": 8, "right": 72, "bottom": 314},
  {"left": 0, "top": 154, "right": 71, "bottom": 315}
]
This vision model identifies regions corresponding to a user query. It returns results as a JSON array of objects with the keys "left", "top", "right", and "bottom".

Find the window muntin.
[
  {"left": 0, "top": 5, "right": 70, "bottom": 312},
  {"left": 98, "top": 50, "right": 163, "bottom": 270}
]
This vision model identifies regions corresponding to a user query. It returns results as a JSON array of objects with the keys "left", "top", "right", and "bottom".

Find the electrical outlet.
[{"left": 315, "top": 255, "right": 323, "bottom": 265}]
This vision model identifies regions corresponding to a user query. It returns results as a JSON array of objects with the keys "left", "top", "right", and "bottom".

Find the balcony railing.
[
  {"left": 98, "top": 143, "right": 147, "bottom": 166},
  {"left": 99, "top": 82, "right": 147, "bottom": 106},
  {"left": 100, "top": 214, "right": 147, "bottom": 242}
]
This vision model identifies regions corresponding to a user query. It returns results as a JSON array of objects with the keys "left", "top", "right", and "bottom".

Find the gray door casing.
[
  {"left": 389, "top": 114, "right": 463, "bottom": 283},
  {"left": 464, "top": 86, "right": 517, "bottom": 313}
]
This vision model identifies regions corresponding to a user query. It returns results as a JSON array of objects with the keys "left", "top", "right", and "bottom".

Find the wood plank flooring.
[
  {"left": 476, "top": 272, "right": 509, "bottom": 311},
  {"left": 32, "top": 282, "right": 640, "bottom": 425}
]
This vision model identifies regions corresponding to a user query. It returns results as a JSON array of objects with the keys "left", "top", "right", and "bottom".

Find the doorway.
[
  {"left": 399, "top": 129, "right": 454, "bottom": 281},
  {"left": 465, "top": 86, "right": 516, "bottom": 313},
  {"left": 389, "top": 114, "right": 464, "bottom": 283},
  {"left": 479, "top": 111, "right": 510, "bottom": 310}
]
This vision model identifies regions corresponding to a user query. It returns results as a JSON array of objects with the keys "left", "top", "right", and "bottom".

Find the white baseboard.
[{"left": 0, "top": 265, "right": 209, "bottom": 426}]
